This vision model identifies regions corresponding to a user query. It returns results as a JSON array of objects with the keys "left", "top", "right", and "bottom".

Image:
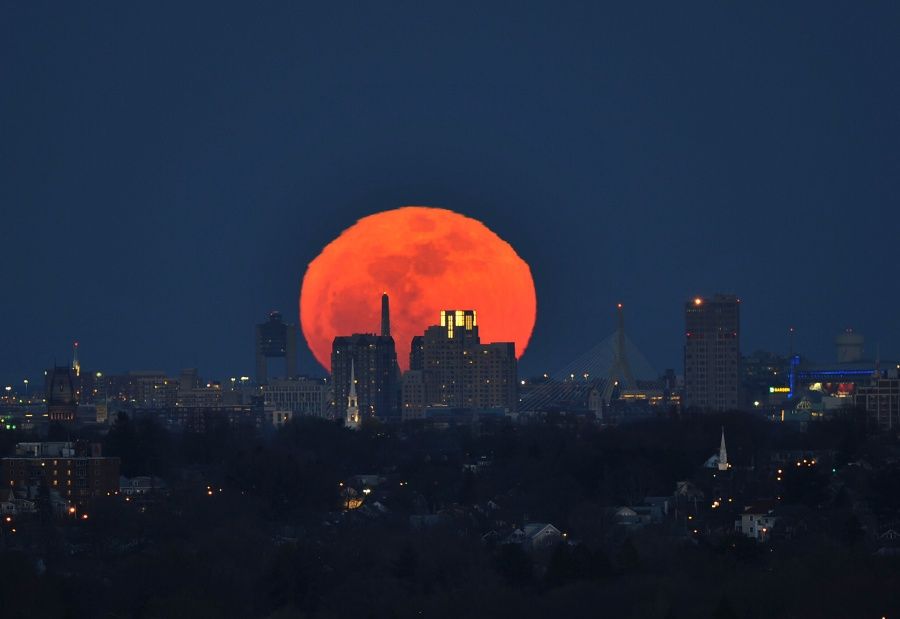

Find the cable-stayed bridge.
[{"left": 519, "top": 305, "right": 658, "bottom": 413}]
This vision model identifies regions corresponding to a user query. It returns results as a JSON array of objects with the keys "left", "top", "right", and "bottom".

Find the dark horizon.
[{"left": 3, "top": 3, "right": 899, "bottom": 385}]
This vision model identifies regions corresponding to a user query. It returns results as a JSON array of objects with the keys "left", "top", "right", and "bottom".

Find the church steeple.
[
  {"left": 345, "top": 359, "right": 360, "bottom": 430},
  {"left": 717, "top": 426, "right": 729, "bottom": 471},
  {"left": 72, "top": 341, "right": 81, "bottom": 378}
]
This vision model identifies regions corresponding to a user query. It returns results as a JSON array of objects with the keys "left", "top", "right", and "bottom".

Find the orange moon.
[{"left": 300, "top": 206, "right": 537, "bottom": 372}]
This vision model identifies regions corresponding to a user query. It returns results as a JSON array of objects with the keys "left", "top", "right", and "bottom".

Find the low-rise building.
[
  {"left": 119, "top": 475, "right": 167, "bottom": 496},
  {"left": 735, "top": 501, "right": 778, "bottom": 542},
  {"left": 1, "top": 441, "right": 120, "bottom": 507},
  {"left": 262, "top": 377, "right": 329, "bottom": 419},
  {"left": 505, "top": 522, "right": 563, "bottom": 551}
]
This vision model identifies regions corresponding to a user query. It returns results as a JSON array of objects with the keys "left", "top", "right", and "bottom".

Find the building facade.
[
  {"left": 684, "top": 295, "right": 741, "bottom": 411},
  {"left": 1, "top": 442, "right": 120, "bottom": 507},
  {"left": 857, "top": 376, "right": 900, "bottom": 433},
  {"left": 401, "top": 369, "right": 427, "bottom": 420},
  {"left": 332, "top": 334, "right": 400, "bottom": 421},
  {"left": 262, "top": 377, "right": 329, "bottom": 419},
  {"left": 411, "top": 309, "right": 517, "bottom": 413},
  {"left": 255, "top": 311, "right": 298, "bottom": 384},
  {"left": 46, "top": 366, "right": 78, "bottom": 422}
]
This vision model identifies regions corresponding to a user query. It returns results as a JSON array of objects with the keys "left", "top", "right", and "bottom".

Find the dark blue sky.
[{"left": 2, "top": 2, "right": 899, "bottom": 385}]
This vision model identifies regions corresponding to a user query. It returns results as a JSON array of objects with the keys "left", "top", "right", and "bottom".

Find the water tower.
[{"left": 835, "top": 329, "right": 864, "bottom": 363}]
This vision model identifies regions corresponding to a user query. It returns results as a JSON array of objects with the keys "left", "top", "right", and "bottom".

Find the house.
[
  {"left": 644, "top": 496, "right": 670, "bottom": 520},
  {"left": 0, "top": 488, "right": 36, "bottom": 515},
  {"left": 874, "top": 528, "right": 900, "bottom": 556},
  {"left": 505, "top": 522, "right": 563, "bottom": 550},
  {"left": 614, "top": 506, "right": 648, "bottom": 527},
  {"left": 614, "top": 497, "right": 670, "bottom": 527},
  {"left": 675, "top": 481, "right": 704, "bottom": 499},
  {"left": 119, "top": 476, "right": 166, "bottom": 496},
  {"left": 735, "top": 501, "right": 778, "bottom": 542}
]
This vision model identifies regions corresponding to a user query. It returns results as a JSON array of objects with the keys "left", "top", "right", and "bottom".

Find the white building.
[
  {"left": 345, "top": 361, "right": 360, "bottom": 430},
  {"left": 735, "top": 501, "right": 778, "bottom": 542},
  {"left": 262, "top": 377, "right": 329, "bottom": 419}
]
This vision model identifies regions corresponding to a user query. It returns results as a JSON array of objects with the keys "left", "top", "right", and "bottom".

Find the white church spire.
[
  {"left": 345, "top": 359, "right": 360, "bottom": 430},
  {"left": 717, "top": 426, "right": 729, "bottom": 471}
]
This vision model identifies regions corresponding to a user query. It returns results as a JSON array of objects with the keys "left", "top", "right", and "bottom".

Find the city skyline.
[{"left": 0, "top": 291, "right": 892, "bottom": 388}]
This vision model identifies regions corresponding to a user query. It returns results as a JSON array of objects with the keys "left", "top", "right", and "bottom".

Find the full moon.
[{"left": 300, "top": 206, "right": 537, "bottom": 372}]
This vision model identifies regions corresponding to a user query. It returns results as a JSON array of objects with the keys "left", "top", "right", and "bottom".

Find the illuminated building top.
[{"left": 439, "top": 310, "right": 476, "bottom": 339}]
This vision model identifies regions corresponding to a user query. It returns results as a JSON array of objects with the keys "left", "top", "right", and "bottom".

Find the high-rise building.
[
  {"left": 331, "top": 295, "right": 401, "bottom": 421},
  {"left": 411, "top": 309, "right": 517, "bottom": 413},
  {"left": 684, "top": 294, "right": 741, "bottom": 411},
  {"left": 331, "top": 334, "right": 401, "bottom": 421},
  {"left": 255, "top": 311, "right": 298, "bottom": 384},
  {"left": 401, "top": 370, "right": 426, "bottom": 420},
  {"left": 409, "top": 335, "right": 425, "bottom": 371}
]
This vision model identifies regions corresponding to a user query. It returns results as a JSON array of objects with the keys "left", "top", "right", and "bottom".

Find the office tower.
[
  {"left": 255, "top": 311, "right": 298, "bottom": 384},
  {"left": 47, "top": 365, "right": 78, "bottom": 423},
  {"left": 409, "top": 335, "right": 425, "bottom": 371},
  {"left": 684, "top": 294, "right": 741, "bottom": 411},
  {"left": 401, "top": 370, "right": 426, "bottom": 420},
  {"left": 330, "top": 294, "right": 401, "bottom": 421},
  {"left": 332, "top": 334, "right": 400, "bottom": 421},
  {"left": 412, "top": 309, "right": 517, "bottom": 413}
]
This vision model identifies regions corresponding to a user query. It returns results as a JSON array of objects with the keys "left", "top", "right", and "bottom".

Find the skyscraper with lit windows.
[
  {"left": 411, "top": 309, "right": 517, "bottom": 413},
  {"left": 331, "top": 295, "right": 401, "bottom": 421},
  {"left": 684, "top": 294, "right": 741, "bottom": 411}
]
